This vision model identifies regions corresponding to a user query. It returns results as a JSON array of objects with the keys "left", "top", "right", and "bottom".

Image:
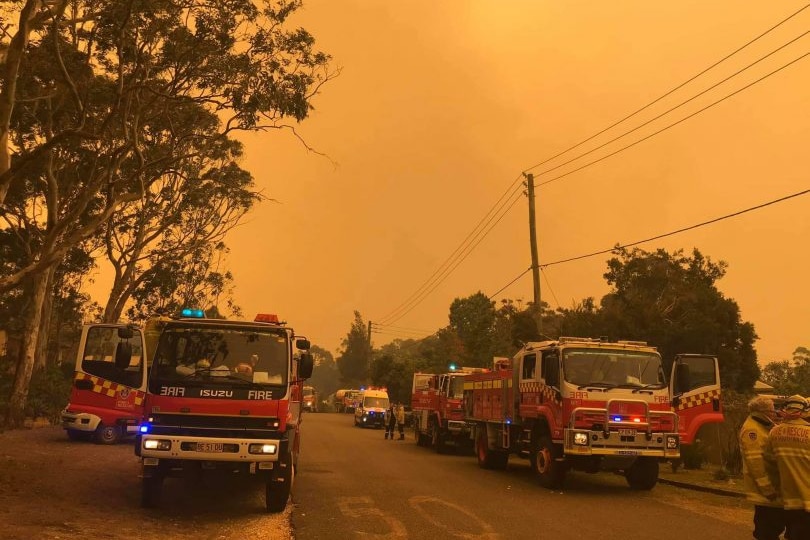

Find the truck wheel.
[
  {"left": 625, "top": 457, "right": 659, "bottom": 490},
  {"left": 476, "top": 429, "right": 508, "bottom": 470},
  {"left": 141, "top": 473, "right": 163, "bottom": 508},
  {"left": 94, "top": 423, "right": 121, "bottom": 445},
  {"left": 266, "top": 454, "right": 294, "bottom": 512},
  {"left": 530, "top": 433, "right": 565, "bottom": 489}
]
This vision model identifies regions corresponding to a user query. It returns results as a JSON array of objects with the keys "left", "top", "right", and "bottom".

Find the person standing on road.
[
  {"left": 395, "top": 403, "right": 406, "bottom": 440},
  {"left": 384, "top": 402, "right": 397, "bottom": 440},
  {"left": 739, "top": 395, "right": 784, "bottom": 540},
  {"left": 766, "top": 395, "right": 810, "bottom": 540}
]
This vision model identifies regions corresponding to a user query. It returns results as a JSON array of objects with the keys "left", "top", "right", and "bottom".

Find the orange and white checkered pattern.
[
  {"left": 75, "top": 372, "right": 144, "bottom": 405},
  {"left": 519, "top": 381, "right": 561, "bottom": 405},
  {"left": 675, "top": 388, "right": 720, "bottom": 411}
]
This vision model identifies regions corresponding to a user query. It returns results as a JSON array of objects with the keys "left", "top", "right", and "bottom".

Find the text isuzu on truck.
[
  {"left": 136, "top": 310, "right": 313, "bottom": 512},
  {"left": 61, "top": 324, "right": 148, "bottom": 444},
  {"left": 464, "top": 337, "right": 722, "bottom": 490}
]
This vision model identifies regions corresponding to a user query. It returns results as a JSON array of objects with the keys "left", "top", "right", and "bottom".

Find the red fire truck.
[
  {"left": 135, "top": 310, "right": 313, "bottom": 512},
  {"left": 61, "top": 324, "right": 149, "bottom": 444},
  {"left": 411, "top": 368, "right": 485, "bottom": 453},
  {"left": 464, "top": 337, "right": 722, "bottom": 490}
]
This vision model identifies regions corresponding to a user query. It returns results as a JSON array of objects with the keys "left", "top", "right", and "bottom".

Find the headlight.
[
  {"left": 248, "top": 443, "right": 277, "bottom": 455},
  {"left": 143, "top": 439, "right": 171, "bottom": 451},
  {"left": 666, "top": 435, "right": 679, "bottom": 449},
  {"left": 573, "top": 432, "right": 589, "bottom": 446}
]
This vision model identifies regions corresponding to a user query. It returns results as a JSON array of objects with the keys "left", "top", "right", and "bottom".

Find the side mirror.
[
  {"left": 299, "top": 352, "right": 314, "bottom": 379},
  {"left": 115, "top": 341, "right": 133, "bottom": 370},
  {"left": 296, "top": 338, "right": 311, "bottom": 351}
]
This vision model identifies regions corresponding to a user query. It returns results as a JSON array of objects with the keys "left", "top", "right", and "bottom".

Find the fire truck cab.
[
  {"left": 411, "top": 368, "right": 483, "bottom": 453},
  {"left": 135, "top": 310, "right": 313, "bottom": 512},
  {"left": 303, "top": 386, "right": 319, "bottom": 413},
  {"left": 61, "top": 324, "right": 148, "bottom": 444},
  {"left": 465, "top": 337, "right": 721, "bottom": 490}
]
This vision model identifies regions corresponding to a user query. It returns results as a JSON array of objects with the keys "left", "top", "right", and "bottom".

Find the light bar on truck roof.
[
  {"left": 181, "top": 308, "right": 205, "bottom": 318},
  {"left": 255, "top": 313, "right": 280, "bottom": 324}
]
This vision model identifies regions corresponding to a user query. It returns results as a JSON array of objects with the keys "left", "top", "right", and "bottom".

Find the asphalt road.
[{"left": 293, "top": 412, "right": 752, "bottom": 540}]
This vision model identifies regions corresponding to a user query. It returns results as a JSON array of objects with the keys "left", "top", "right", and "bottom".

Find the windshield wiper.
[
  {"left": 577, "top": 382, "right": 618, "bottom": 390},
  {"left": 632, "top": 383, "right": 667, "bottom": 393}
]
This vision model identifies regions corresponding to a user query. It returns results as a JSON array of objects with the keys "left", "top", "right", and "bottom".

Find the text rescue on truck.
[
  {"left": 464, "top": 337, "right": 722, "bottom": 490},
  {"left": 135, "top": 310, "right": 313, "bottom": 512}
]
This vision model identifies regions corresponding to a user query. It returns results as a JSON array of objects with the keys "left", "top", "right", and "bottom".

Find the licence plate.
[
  {"left": 618, "top": 429, "right": 636, "bottom": 437},
  {"left": 196, "top": 442, "right": 224, "bottom": 453}
]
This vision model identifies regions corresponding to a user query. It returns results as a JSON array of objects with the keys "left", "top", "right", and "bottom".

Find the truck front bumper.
[
  {"left": 563, "top": 428, "right": 680, "bottom": 459},
  {"left": 140, "top": 434, "right": 283, "bottom": 462}
]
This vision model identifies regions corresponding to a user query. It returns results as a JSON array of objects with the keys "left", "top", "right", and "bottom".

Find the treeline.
[
  {"left": 0, "top": 0, "right": 334, "bottom": 427},
  {"left": 334, "top": 247, "right": 775, "bottom": 404}
]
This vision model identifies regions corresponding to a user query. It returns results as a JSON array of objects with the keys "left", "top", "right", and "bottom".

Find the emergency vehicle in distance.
[
  {"left": 61, "top": 324, "right": 149, "bottom": 444},
  {"left": 303, "top": 386, "right": 319, "bottom": 413},
  {"left": 136, "top": 310, "right": 313, "bottom": 512},
  {"left": 353, "top": 387, "right": 390, "bottom": 428},
  {"left": 464, "top": 337, "right": 722, "bottom": 490},
  {"left": 335, "top": 388, "right": 362, "bottom": 413},
  {"left": 411, "top": 368, "right": 485, "bottom": 453}
]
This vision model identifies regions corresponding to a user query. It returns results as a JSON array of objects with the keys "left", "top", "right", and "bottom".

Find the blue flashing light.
[
  {"left": 505, "top": 418, "right": 511, "bottom": 425},
  {"left": 139, "top": 425, "right": 150, "bottom": 434},
  {"left": 181, "top": 308, "right": 205, "bottom": 318},
  {"left": 613, "top": 416, "right": 622, "bottom": 422},
  {"left": 449, "top": 363, "right": 457, "bottom": 371}
]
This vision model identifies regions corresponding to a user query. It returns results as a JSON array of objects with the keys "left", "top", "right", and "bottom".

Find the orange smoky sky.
[{"left": 88, "top": 1, "right": 810, "bottom": 364}]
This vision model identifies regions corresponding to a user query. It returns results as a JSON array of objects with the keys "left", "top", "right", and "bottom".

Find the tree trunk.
[
  {"left": 35, "top": 267, "right": 56, "bottom": 369},
  {"left": 4, "top": 268, "right": 49, "bottom": 428}
]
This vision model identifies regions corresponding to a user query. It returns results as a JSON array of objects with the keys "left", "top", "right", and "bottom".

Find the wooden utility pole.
[{"left": 524, "top": 172, "right": 542, "bottom": 334}]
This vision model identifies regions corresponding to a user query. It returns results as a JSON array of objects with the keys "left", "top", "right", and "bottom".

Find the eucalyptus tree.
[{"left": 1, "top": 0, "right": 333, "bottom": 427}]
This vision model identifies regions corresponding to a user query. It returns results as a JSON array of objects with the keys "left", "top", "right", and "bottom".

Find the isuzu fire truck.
[
  {"left": 464, "top": 337, "right": 722, "bottom": 490},
  {"left": 61, "top": 324, "right": 149, "bottom": 444},
  {"left": 135, "top": 310, "right": 313, "bottom": 512},
  {"left": 411, "top": 368, "right": 485, "bottom": 453}
]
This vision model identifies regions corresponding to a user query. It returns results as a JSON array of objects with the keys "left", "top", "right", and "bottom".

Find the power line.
[
  {"left": 487, "top": 187, "right": 809, "bottom": 299},
  {"left": 537, "top": 49, "right": 810, "bottom": 188},
  {"left": 374, "top": 174, "right": 525, "bottom": 325},
  {"left": 531, "top": 29, "right": 810, "bottom": 182},
  {"left": 521, "top": 2, "right": 810, "bottom": 174},
  {"left": 378, "top": 184, "right": 525, "bottom": 326},
  {"left": 371, "top": 322, "right": 434, "bottom": 333}
]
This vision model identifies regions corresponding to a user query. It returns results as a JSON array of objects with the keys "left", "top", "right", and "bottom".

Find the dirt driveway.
[{"left": 0, "top": 426, "right": 292, "bottom": 540}]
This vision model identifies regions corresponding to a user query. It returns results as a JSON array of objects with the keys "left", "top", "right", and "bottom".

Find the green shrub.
[{"left": 0, "top": 357, "right": 73, "bottom": 424}]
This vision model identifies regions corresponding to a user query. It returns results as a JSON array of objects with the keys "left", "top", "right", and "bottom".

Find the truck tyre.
[
  {"left": 141, "top": 473, "right": 163, "bottom": 508},
  {"left": 625, "top": 457, "right": 659, "bottom": 490},
  {"left": 266, "top": 453, "right": 294, "bottom": 512},
  {"left": 530, "top": 433, "right": 566, "bottom": 489},
  {"left": 94, "top": 423, "right": 121, "bottom": 445},
  {"left": 476, "top": 428, "right": 508, "bottom": 470}
]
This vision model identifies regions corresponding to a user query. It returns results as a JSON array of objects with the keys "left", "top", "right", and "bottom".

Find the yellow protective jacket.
[
  {"left": 739, "top": 413, "right": 780, "bottom": 506},
  {"left": 765, "top": 417, "right": 810, "bottom": 511}
]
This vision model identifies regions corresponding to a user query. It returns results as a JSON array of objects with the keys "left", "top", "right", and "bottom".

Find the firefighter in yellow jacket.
[
  {"left": 740, "top": 396, "right": 784, "bottom": 540},
  {"left": 766, "top": 395, "right": 810, "bottom": 540}
]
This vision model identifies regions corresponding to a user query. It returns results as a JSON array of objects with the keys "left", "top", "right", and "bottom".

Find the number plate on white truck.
[{"left": 196, "top": 442, "right": 224, "bottom": 453}]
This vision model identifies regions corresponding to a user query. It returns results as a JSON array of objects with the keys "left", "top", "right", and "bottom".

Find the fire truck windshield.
[
  {"left": 562, "top": 348, "right": 665, "bottom": 388},
  {"left": 149, "top": 325, "right": 289, "bottom": 388}
]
